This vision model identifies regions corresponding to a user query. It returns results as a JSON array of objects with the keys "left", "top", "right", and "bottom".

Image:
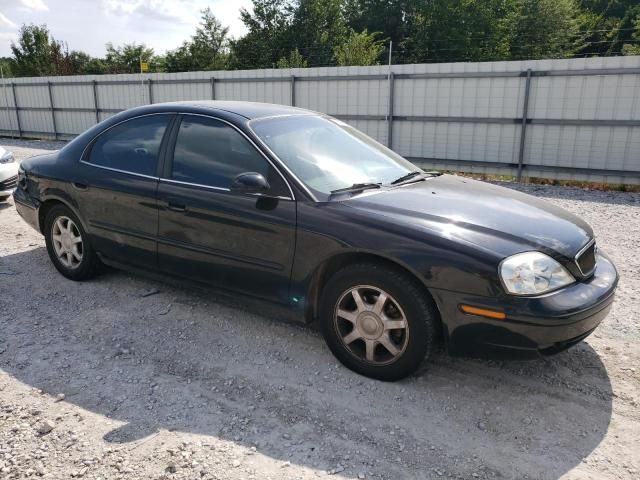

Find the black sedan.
[{"left": 13, "top": 101, "right": 618, "bottom": 380}]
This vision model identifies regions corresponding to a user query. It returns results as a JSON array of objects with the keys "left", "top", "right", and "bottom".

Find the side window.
[
  {"left": 171, "top": 116, "right": 288, "bottom": 196},
  {"left": 88, "top": 115, "right": 170, "bottom": 176}
]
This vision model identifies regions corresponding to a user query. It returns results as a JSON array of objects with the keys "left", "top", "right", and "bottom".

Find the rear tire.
[
  {"left": 319, "top": 262, "right": 438, "bottom": 381},
  {"left": 44, "top": 204, "right": 101, "bottom": 281}
]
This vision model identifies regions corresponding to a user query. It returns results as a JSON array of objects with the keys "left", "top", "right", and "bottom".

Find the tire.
[
  {"left": 319, "top": 262, "right": 438, "bottom": 381},
  {"left": 44, "top": 204, "right": 101, "bottom": 281}
]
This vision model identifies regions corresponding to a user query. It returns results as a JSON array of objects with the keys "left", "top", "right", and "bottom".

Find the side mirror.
[{"left": 230, "top": 172, "right": 270, "bottom": 194}]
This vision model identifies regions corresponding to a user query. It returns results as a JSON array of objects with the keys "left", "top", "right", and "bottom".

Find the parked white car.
[{"left": 0, "top": 146, "right": 18, "bottom": 201}]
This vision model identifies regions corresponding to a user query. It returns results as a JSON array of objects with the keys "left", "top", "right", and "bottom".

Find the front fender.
[{"left": 289, "top": 201, "right": 504, "bottom": 308}]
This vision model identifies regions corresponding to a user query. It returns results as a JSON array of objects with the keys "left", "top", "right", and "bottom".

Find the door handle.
[
  {"left": 166, "top": 202, "right": 187, "bottom": 212},
  {"left": 72, "top": 181, "right": 88, "bottom": 191}
]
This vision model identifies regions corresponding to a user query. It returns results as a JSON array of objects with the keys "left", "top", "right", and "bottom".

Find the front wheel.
[
  {"left": 44, "top": 204, "right": 101, "bottom": 280},
  {"left": 319, "top": 263, "right": 438, "bottom": 381}
]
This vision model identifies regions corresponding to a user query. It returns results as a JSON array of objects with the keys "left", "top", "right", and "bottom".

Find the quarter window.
[
  {"left": 88, "top": 115, "right": 170, "bottom": 176},
  {"left": 171, "top": 116, "right": 288, "bottom": 196}
]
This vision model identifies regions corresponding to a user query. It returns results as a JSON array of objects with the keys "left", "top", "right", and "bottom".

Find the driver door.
[{"left": 156, "top": 114, "right": 297, "bottom": 303}]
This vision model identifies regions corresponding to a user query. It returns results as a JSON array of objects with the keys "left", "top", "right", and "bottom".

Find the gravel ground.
[{"left": 1, "top": 140, "right": 639, "bottom": 480}]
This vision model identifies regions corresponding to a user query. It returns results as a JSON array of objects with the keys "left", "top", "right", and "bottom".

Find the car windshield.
[{"left": 249, "top": 115, "right": 420, "bottom": 198}]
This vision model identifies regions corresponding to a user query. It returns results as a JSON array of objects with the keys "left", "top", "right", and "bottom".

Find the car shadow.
[{"left": 0, "top": 247, "right": 613, "bottom": 478}]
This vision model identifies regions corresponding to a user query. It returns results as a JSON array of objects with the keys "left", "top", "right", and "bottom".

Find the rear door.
[
  {"left": 78, "top": 113, "right": 174, "bottom": 267},
  {"left": 156, "top": 114, "right": 297, "bottom": 303}
]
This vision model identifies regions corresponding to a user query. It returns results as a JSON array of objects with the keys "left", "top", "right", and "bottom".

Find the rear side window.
[
  {"left": 171, "top": 116, "right": 288, "bottom": 196},
  {"left": 88, "top": 115, "right": 170, "bottom": 176}
]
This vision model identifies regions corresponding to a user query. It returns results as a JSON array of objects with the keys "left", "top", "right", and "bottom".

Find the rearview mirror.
[{"left": 230, "top": 172, "right": 270, "bottom": 194}]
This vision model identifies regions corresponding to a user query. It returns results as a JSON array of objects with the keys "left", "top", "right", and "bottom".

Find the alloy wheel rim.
[
  {"left": 51, "top": 216, "right": 83, "bottom": 269},
  {"left": 334, "top": 285, "right": 409, "bottom": 365}
]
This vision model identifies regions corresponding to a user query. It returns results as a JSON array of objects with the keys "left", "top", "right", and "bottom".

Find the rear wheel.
[
  {"left": 319, "top": 263, "right": 438, "bottom": 381},
  {"left": 44, "top": 204, "right": 101, "bottom": 280}
]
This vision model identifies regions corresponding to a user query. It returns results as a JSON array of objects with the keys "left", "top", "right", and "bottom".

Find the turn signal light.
[{"left": 459, "top": 304, "right": 506, "bottom": 320}]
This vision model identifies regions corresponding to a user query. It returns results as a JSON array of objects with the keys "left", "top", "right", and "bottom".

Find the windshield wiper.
[
  {"left": 390, "top": 170, "right": 442, "bottom": 185},
  {"left": 390, "top": 171, "right": 423, "bottom": 184},
  {"left": 330, "top": 183, "right": 382, "bottom": 195}
]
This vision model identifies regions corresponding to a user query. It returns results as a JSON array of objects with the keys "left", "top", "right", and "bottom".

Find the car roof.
[{"left": 150, "top": 101, "right": 315, "bottom": 120}]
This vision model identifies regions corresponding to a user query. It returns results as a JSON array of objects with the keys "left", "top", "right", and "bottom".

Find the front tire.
[
  {"left": 319, "top": 263, "right": 438, "bottom": 381},
  {"left": 44, "top": 204, "right": 101, "bottom": 281}
]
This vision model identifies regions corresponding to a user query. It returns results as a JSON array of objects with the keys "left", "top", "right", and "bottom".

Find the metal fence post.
[
  {"left": 387, "top": 72, "right": 395, "bottom": 149},
  {"left": 210, "top": 77, "right": 216, "bottom": 100},
  {"left": 517, "top": 69, "right": 532, "bottom": 182},
  {"left": 92, "top": 80, "right": 100, "bottom": 124},
  {"left": 11, "top": 82, "right": 22, "bottom": 138},
  {"left": 290, "top": 75, "right": 296, "bottom": 106},
  {"left": 47, "top": 81, "right": 58, "bottom": 140},
  {"left": 0, "top": 80, "right": 12, "bottom": 138},
  {"left": 148, "top": 79, "right": 154, "bottom": 104}
]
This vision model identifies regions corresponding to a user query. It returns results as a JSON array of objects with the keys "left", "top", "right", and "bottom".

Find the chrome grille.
[
  {"left": 575, "top": 240, "right": 596, "bottom": 277},
  {"left": 0, "top": 175, "right": 17, "bottom": 191}
]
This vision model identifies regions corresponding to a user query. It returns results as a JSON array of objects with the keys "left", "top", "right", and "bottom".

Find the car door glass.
[
  {"left": 171, "top": 116, "right": 288, "bottom": 196},
  {"left": 88, "top": 115, "right": 170, "bottom": 176}
]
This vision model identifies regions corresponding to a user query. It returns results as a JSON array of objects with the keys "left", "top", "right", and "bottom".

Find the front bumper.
[
  {"left": 0, "top": 161, "right": 19, "bottom": 196},
  {"left": 431, "top": 252, "right": 618, "bottom": 358}
]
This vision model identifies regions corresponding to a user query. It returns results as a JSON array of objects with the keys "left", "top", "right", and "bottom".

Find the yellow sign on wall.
[{"left": 140, "top": 62, "right": 149, "bottom": 72}]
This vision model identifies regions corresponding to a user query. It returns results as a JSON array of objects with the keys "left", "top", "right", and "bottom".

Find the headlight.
[
  {"left": 500, "top": 252, "right": 575, "bottom": 295},
  {"left": 0, "top": 152, "right": 15, "bottom": 164}
]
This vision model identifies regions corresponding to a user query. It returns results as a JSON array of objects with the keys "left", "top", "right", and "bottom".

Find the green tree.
[
  {"left": 104, "top": 42, "right": 157, "bottom": 73},
  {"left": 232, "top": 0, "right": 350, "bottom": 68},
  {"left": 8, "top": 23, "right": 111, "bottom": 77},
  {"left": 344, "top": 0, "right": 415, "bottom": 63},
  {"left": 165, "top": 43, "right": 193, "bottom": 72},
  {"left": 334, "top": 29, "right": 385, "bottom": 66},
  {"left": 166, "top": 8, "right": 231, "bottom": 72},
  {"left": 10, "top": 24, "right": 64, "bottom": 76},
  {"left": 506, "top": 0, "right": 584, "bottom": 60},
  {"left": 402, "top": 0, "right": 515, "bottom": 63},
  {"left": 622, "top": 9, "right": 640, "bottom": 55},
  {"left": 68, "top": 51, "right": 108, "bottom": 75},
  {"left": 190, "top": 8, "right": 230, "bottom": 69},
  {"left": 67, "top": 51, "right": 92, "bottom": 73},
  {"left": 290, "top": 0, "right": 349, "bottom": 65},
  {"left": 276, "top": 48, "right": 308, "bottom": 68},
  {"left": 579, "top": 1, "right": 640, "bottom": 56},
  {"left": 0, "top": 58, "right": 14, "bottom": 78},
  {"left": 231, "top": 0, "right": 294, "bottom": 69},
  {"left": 6, "top": 0, "right": 639, "bottom": 78}
]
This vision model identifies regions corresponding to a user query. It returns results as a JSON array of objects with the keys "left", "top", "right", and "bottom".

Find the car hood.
[{"left": 343, "top": 174, "right": 593, "bottom": 259}]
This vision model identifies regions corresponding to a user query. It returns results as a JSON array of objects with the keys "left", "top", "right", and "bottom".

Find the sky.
[{"left": 0, "top": 0, "right": 251, "bottom": 57}]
